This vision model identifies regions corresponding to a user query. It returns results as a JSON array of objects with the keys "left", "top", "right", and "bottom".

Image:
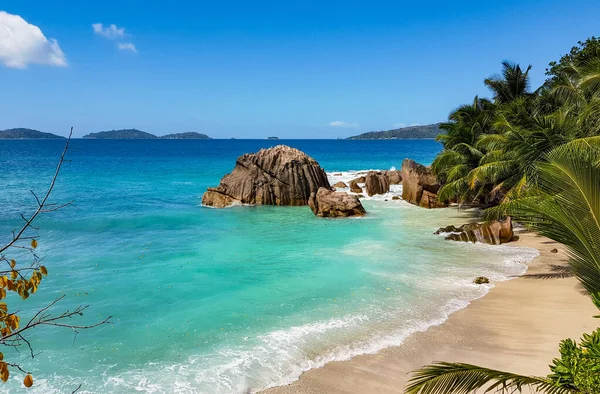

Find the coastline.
[{"left": 263, "top": 231, "right": 599, "bottom": 394}]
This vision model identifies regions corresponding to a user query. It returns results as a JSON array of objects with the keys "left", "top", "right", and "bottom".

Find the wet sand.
[{"left": 264, "top": 232, "right": 598, "bottom": 394}]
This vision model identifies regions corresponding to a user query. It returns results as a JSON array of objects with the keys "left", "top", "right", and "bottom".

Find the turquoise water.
[{"left": 0, "top": 140, "right": 538, "bottom": 393}]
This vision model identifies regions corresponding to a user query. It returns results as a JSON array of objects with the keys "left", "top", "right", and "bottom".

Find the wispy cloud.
[
  {"left": 117, "top": 42, "right": 137, "bottom": 53},
  {"left": 92, "top": 23, "right": 126, "bottom": 39},
  {"left": 329, "top": 121, "right": 359, "bottom": 128},
  {"left": 93, "top": 23, "right": 138, "bottom": 53},
  {"left": 0, "top": 11, "right": 67, "bottom": 68}
]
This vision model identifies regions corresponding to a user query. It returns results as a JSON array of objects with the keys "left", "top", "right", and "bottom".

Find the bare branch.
[{"left": 0, "top": 127, "right": 73, "bottom": 254}]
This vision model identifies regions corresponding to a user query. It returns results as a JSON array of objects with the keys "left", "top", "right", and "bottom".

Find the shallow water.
[{"left": 0, "top": 140, "right": 538, "bottom": 393}]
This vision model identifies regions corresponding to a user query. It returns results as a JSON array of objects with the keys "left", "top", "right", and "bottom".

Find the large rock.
[
  {"left": 308, "top": 187, "right": 366, "bottom": 218},
  {"left": 365, "top": 171, "right": 390, "bottom": 196},
  {"left": 202, "top": 145, "right": 330, "bottom": 208},
  {"left": 349, "top": 180, "right": 363, "bottom": 193},
  {"left": 401, "top": 159, "right": 446, "bottom": 208},
  {"left": 435, "top": 217, "right": 514, "bottom": 245},
  {"left": 383, "top": 170, "right": 402, "bottom": 185}
]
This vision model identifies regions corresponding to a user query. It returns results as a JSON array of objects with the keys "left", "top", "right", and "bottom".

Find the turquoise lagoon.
[{"left": 0, "top": 140, "right": 538, "bottom": 393}]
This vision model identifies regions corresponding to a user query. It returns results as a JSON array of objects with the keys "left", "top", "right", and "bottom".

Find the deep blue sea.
[{"left": 0, "top": 139, "right": 538, "bottom": 393}]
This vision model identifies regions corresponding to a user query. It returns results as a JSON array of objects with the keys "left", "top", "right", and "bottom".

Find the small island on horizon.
[
  {"left": 347, "top": 123, "right": 443, "bottom": 140},
  {"left": 82, "top": 129, "right": 212, "bottom": 139},
  {"left": 0, "top": 128, "right": 66, "bottom": 139}
]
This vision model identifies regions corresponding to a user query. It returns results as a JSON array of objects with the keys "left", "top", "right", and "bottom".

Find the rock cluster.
[
  {"left": 401, "top": 159, "right": 446, "bottom": 208},
  {"left": 202, "top": 145, "right": 330, "bottom": 208},
  {"left": 308, "top": 187, "right": 366, "bottom": 218},
  {"left": 435, "top": 217, "right": 514, "bottom": 245}
]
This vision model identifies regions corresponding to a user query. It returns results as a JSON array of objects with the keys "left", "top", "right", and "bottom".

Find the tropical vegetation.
[
  {"left": 432, "top": 37, "right": 600, "bottom": 207},
  {"left": 406, "top": 37, "right": 600, "bottom": 394}
]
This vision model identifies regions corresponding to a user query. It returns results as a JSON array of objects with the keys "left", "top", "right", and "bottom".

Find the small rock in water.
[
  {"left": 550, "top": 248, "right": 558, "bottom": 253},
  {"left": 332, "top": 181, "right": 348, "bottom": 188},
  {"left": 349, "top": 180, "right": 363, "bottom": 193},
  {"left": 308, "top": 187, "right": 366, "bottom": 218},
  {"left": 473, "top": 276, "right": 490, "bottom": 284},
  {"left": 365, "top": 171, "right": 390, "bottom": 196},
  {"left": 437, "top": 218, "right": 514, "bottom": 245},
  {"left": 333, "top": 173, "right": 342, "bottom": 176},
  {"left": 392, "top": 196, "right": 401, "bottom": 200}
]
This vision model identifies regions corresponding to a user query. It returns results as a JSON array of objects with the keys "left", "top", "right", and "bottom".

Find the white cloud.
[
  {"left": 329, "top": 121, "right": 359, "bottom": 128},
  {"left": 117, "top": 42, "right": 137, "bottom": 53},
  {"left": 92, "top": 23, "right": 126, "bottom": 39},
  {"left": 0, "top": 11, "right": 67, "bottom": 68}
]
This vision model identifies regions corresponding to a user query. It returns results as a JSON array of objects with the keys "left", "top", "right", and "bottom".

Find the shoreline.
[{"left": 263, "top": 231, "right": 598, "bottom": 394}]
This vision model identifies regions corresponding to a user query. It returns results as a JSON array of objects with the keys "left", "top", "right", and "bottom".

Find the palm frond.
[{"left": 405, "top": 362, "right": 574, "bottom": 394}]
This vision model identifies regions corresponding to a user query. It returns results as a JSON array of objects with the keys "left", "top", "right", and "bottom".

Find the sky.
[{"left": 0, "top": 1, "right": 599, "bottom": 139}]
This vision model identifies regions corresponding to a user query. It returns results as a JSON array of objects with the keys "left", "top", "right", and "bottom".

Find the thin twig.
[{"left": 0, "top": 127, "right": 73, "bottom": 254}]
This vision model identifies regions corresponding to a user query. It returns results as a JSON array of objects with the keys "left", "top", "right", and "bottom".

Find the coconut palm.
[
  {"left": 432, "top": 97, "right": 496, "bottom": 204},
  {"left": 484, "top": 62, "right": 533, "bottom": 104},
  {"left": 405, "top": 140, "right": 600, "bottom": 394}
]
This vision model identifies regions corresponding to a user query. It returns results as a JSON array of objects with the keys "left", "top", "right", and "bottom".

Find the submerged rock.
[
  {"left": 365, "top": 171, "right": 390, "bottom": 196},
  {"left": 308, "top": 187, "right": 366, "bottom": 218},
  {"left": 202, "top": 145, "right": 330, "bottom": 208},
  {"left": 473, "top": 276, "right": 490, "bottom": 284},
  {"left": 401, "top": 159, "right": 446, "bottom": 208},
  {"left": 332, "top": 181, "right": 348, "bottom": 189},
  {"left": 437, "top": 217, "right": 514, "bottom": 245},
  {"left": 392, "top": 196, "right": 401, "bottom": 200},
  {"left": 349, "top": 180, "right": 363, "bottom": 193}
]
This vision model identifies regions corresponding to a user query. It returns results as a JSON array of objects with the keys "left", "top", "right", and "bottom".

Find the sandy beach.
[{"left": 264, "top": 231, "right": 599, "bottom": 394}]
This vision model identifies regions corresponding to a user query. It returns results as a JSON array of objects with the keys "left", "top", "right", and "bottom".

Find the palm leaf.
[{"left": 405, "top": 362, "right": 574, "bottom": 394}]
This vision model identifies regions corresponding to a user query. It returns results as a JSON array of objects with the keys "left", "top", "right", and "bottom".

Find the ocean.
[{"left": 0, "top": 139, "right": 538, "bottom": 393}]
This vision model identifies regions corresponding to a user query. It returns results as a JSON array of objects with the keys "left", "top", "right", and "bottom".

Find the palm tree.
[
  {"left": 484, "top": 62, "right": 533, "bottom": 104},
  {"left": 405, "top": 140, "right": 600, "bottom": 394},
  {"left": 432, "top": 97, "right": 496, "bottom": 204}
]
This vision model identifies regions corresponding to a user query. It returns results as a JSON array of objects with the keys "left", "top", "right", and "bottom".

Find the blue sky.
[{"left": 1, "top": 1, "right": 599, "bottom": 138}]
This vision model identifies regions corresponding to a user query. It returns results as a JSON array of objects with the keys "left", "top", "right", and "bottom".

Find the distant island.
[
  {"left": 0, "top": 128, "right": 65, "bottom": 139},
  {"left": 347, "top": 123, "right": 443, "bottom": 140},
  {"left": 266, "top": 136, "right": 279, "bottom": 140},
  {"left": 82, "top": 129, "right": 158, "bottom": 139},
  {"left": 161, "top": 132, "right": 211, "bottom": 139},
  {"left": 82, "top": 129, "right": 212, "bottom": 139}
]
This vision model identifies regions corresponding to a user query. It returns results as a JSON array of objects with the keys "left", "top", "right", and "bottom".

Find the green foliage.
[
  {"left": 406, "top": 36, "right": 600, "bottom": 394},
  {"left": 548, "top": 329, "right": 600, "bottom": 393},
  {"left": 405, "top": 363, "right": 574, "bottom": 393},
  {"left": 487, "top": 140, "right": 600, "bottom": 294},
  {"left": 547, "top": 37, "right": 600, "bottom": 81},
  {"left": 433, "top": 37, "right": 600, "bottom": 207}
]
